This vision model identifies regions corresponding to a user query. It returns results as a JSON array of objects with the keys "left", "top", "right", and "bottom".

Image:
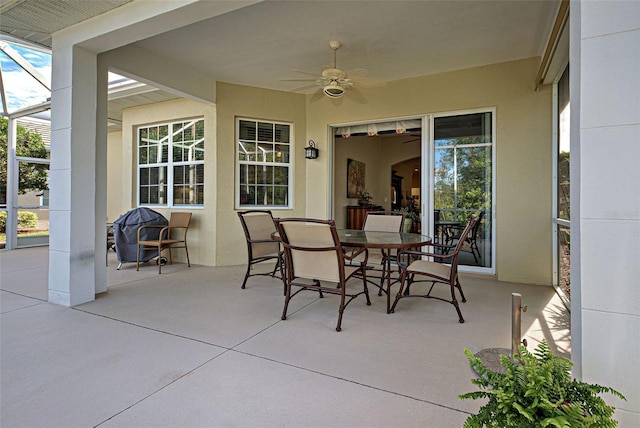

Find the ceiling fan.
[{"left": 282, "top": 40, "right": 373, "bottom": 99}]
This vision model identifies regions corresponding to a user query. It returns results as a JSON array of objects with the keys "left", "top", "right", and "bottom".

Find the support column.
[
  {"left": 48, "top": 44, "right": 103, "bottom": 306},
  {"left": 5, "top": 117, "right": 18, "bottom": 250}
]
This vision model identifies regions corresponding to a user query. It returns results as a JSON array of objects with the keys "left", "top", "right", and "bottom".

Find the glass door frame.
[
  {"left": 428, "top": 107, "right": 496, "bottom": 275},
  {"left": 328, "top": 108, "right": 496, "bottom": 275}
]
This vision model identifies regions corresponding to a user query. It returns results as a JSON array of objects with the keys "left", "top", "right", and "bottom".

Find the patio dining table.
[{"left": 338, "top": 229, "right": 432, "bottom": 313}]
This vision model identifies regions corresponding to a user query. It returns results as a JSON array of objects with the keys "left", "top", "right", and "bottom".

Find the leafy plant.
[
  {"left": 459, "top": 341, "right": 625, "bottom": 427},
  {"left": 394, "top": 206, "right": 417, "bottom": 220},
  {"left": 0, "top": 210, "right": 39, "bottom": 232},
  {"left": 357, "top": 189, "right": 372, "bottom": 202},
  {"left": 0, "top": 116, "right": 49, "bottom": 205}
]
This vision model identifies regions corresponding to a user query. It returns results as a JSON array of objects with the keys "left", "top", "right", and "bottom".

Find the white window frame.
[
  {"left": 235, "top": 118, "right": 293, "bottom": 209},
  {"left": 137, "top": 118, "right": 205, "bottom": 208}
]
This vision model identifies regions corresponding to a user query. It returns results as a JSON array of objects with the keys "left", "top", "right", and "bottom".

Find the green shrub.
[
  {"left": 0, "top": 211, "right": 39, "bottom": 232},
  {"left": 459, "top": 341, "right": 625, "bottom": 427}
]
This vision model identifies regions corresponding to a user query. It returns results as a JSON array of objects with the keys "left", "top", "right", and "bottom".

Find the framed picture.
[{"left": 347, "top": 158, "right": 365, "bottom": 198}]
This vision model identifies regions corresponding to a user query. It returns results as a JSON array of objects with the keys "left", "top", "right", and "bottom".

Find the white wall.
[{"left": 573, "top": 1, "right": 640, "bottom": 424}]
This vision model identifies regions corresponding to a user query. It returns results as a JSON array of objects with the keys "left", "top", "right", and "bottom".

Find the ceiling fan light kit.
[
  {"left": 283, "top": 40, "right": 369, "bottom": 99},
  {"left": 323, "top": 81, "right": 345, "bottom": 98}
]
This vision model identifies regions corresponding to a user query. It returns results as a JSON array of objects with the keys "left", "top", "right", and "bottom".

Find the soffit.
[{"left": 0, "top": 0, "right": 134, "bottom": 48}]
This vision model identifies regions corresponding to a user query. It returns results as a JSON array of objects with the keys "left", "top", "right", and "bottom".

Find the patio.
[{"left": 1, "top": 247, "right": 570, "bottom": 427}]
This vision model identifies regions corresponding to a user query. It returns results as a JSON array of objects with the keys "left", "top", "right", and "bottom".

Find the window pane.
[
  {"left": 274, "top": 186, "right": 288, "bottom": 206},
  {"left": 140, "top": 168, "right": 149, "bottom": 185},
  {"left": 239, "top": 120, "right": 256, "bottom": 140},
  {"left": 273, "top": 166, "right": 288, "bottom": 185},
  {"left": 275, "top": 144, "right": 289, "bottom": 163},
  {"left": 258, "top": 122, "right": 273, "bottom": 141},
  {"left": 275, "top": 124, "right": 290, "bottom": 143},
  {"left": 434, "top": 113, "right": 491, "bottom": 147}
]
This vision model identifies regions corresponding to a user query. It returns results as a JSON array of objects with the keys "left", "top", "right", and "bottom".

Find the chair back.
[
  {"left": 469, "top": 210, "right": 484, "bottom": 240},
  {"left": 169, "top": 212, "right": 192, "bottom": 229},
  {"left": 363, "top": 211, "right": 405, "bottom": 232},
  {"left": 451, "top": 216, "right": 479, "bottom": 255},
  {"left": 277, "top": 218, "right": 343, "bottom": 283},
  {"left": 166, "top": 212, "right": 192, "bottom": 240},
  {"left": 237, "top": 210, "right": 280, "bottom": 258}
]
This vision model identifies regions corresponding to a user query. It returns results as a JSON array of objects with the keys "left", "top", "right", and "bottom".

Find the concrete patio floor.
[{"left": 1, "top": 247, "right": 570, "bottom": 427}]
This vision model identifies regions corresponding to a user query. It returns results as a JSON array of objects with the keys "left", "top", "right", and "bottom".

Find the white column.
[
  {"left": 574, "top": 1, "right": 640, "bottom": 424},
  {"left": 5, "top": 117, "right": 18, "bottom": 250},
  {"left": 48, "top": 44, "right": 103, "bottom": 306}
]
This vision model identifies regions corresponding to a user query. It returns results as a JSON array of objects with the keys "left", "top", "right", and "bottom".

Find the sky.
[
  {"left": 0, "top": 42, "right": 52, "bottom": 112},
  {"left": 1, "top": 42, "right": 130, "bottom": 114}
]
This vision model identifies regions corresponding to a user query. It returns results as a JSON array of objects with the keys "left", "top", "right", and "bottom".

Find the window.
[
  {"left": 138, "top": 119, "right": 204, "bottom": 207},
  {"left": 236, "top": 118, "right": 292, "bottom": 208},
  {"left": 553, "top": 65, "right": 570, "bottom": 300}
]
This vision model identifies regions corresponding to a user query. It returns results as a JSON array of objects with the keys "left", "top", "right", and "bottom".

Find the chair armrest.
[
  {"left": 397, "top": 249, "right": 455, "bottom": 265},
  {"left": 343, "top": 246, "right": 366, "bottom": 260},
  {"left": 138, "top": 225, "right": 170, "bottom": 241}
]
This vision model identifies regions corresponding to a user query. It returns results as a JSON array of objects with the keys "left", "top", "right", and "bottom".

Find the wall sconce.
[{"left": 305, "top": 140, "right": 319, "bottom": 159}]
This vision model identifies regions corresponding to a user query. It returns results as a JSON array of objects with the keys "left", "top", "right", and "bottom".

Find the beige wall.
[
  {"left": 306, "top": 57, "right": 552, "bottom": 285},
  {"left": 115, "top": 98, "right": 217, "bottom": 266},
  {"left": 215, "top": 82, "right": 307, "bottom": 266}
]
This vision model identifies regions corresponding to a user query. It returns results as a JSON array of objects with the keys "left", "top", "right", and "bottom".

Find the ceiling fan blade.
[
  {"left": 345, "top": 68, "right": 369, "bottom": 77},
  {"left": 348, "top": 75, "right": 386, "bottom": 88},
  {"left": 308, "top": 88, "right": 325, "bottom": 102},
  {"left": 344, "top": 87, "right": 367, "bottom": 104},
  {"left": 289, "top": 83, "right": 321, "bottom": 92},
  {"left": 280, "top": 78, "right": 319, "bottom": 82},
  {"left": 291, "top": 69, "right": 321, "bottom": 77}
]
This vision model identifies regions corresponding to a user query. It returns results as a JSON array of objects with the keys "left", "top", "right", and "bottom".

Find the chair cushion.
[{"left": 406, "top": 259, "right": 451, "bottom": 281}]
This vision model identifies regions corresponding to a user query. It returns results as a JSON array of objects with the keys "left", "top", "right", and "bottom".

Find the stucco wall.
[
  {"left": 306, "top": 57, "right": 552, "bottom": 285},
  {"left": 117, "top": 98, "right": 216, "bottom": 266},
  {"left": 215, "top": 82, "right": 307, "bottom": 266}
]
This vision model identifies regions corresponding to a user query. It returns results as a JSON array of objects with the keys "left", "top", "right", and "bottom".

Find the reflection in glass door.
[{"left": 432, "top": 111, "right": 494, "bottom": 271}]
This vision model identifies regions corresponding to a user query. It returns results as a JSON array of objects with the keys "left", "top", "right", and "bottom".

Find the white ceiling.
[
  {"left": 1, "top": 1, "right": 561, "bottom": 96},
  {"left": 132, "top": 0, "right": 560, "bottom": 94}
]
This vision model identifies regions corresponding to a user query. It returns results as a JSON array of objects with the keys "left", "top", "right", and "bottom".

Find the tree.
[
  {"left": 434, "top": 136, "right": 492, "bottom": 221},
  {"left": 0, "top": 117, "right": 49, "bottom": 205}
]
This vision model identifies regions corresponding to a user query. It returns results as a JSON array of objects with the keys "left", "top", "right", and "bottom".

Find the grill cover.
[{"left": 113, "top": 208, "right": 168, "bottom": 263}]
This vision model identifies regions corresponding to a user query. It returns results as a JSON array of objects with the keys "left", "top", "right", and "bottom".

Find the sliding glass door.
[{"left": 431, "top": 110, "right": 494, "bottom": 272}]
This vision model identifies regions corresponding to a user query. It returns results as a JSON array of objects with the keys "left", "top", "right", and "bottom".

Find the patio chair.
[
  {"left": 345, "top": 210, "right": 405, "bottom": 295},
  {"left": 237, "top": 210, "right": 284, "bottom": 291},
  {"left": 390, "top": 216, "right": 479, "bottom": 323},
  {"left": 445, "top": 211, "right": 484, "bottom": 263},
  {"left": 277, "top": 218, "right": 371, "bottom": 331},
  {"left": 136, "top": 212, "right": 192, "bottom": 274}
]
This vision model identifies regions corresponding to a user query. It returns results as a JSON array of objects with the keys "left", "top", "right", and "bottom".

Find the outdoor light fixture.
[{"left": 305, "top": 140, "right": 319, "bottom": 159}]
